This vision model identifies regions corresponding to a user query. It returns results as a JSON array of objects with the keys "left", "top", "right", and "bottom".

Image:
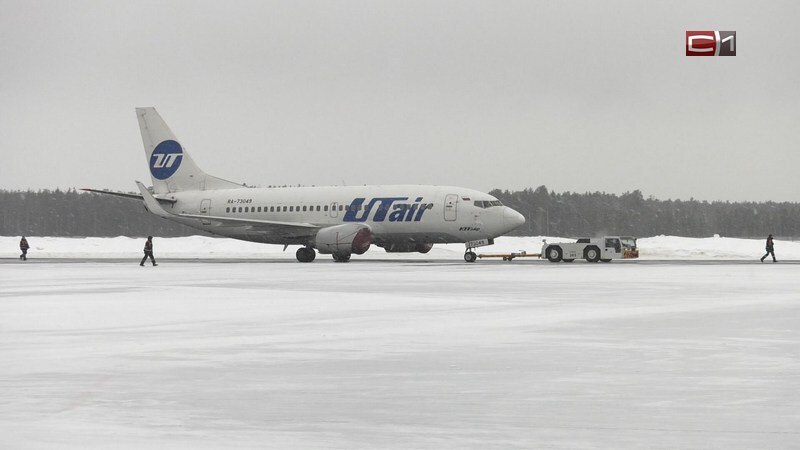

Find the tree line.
[
  {"left": 490, "top": 186, "right": 800, "bottom": 238},
  {"left": 0, "top": 189, "right": 204, "bottom": 237},
  {"left": 1, "top": 187, "right": 798, "bottom": 238}
]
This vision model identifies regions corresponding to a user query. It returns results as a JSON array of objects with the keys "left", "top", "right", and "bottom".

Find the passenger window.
[
  {"left": 283, "top": 206, "right": 287, "bottom": 212},
  {"left": 316, "top": 205, "right": 320, "bottom": 211},
  {"left": 226, "top": 207, "right": 230, "bottom": 213},
  {"left": 339, "top": 205, "right": 343, "bottom": 211},
  {"left": 257, "top": 207, "right": 262, "bottom": 212},
  {"left": 324, "top": 205, "right": 329, "bottom": 212},
  {"left": 289, "top": 206, "right": 294, "bottom": 212},
  {"left": 238, "top": 207, "right": 242, "bottom": 213},
  {"left": 270, "top": 206, "right": 274, "bottom": 212},
  {"left": 302, "top": 206, "right": 307, "bottom": 212}
]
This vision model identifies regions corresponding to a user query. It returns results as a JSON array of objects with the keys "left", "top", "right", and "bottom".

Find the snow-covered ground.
[
  {"left": 1, "top": 235, "right": 799, "bottom": 260},
  {"left": 1, "top": 237, "right": 799, "bottom": 449}
]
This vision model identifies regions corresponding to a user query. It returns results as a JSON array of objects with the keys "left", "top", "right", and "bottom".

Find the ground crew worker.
[
  {"left": 19, "top": 236, "right": 29, "bottom": 261},
  {"left": 760, "top": 234, "right": 777, "bottom": 263},
  {"left": 140, "top": 236, "right": 158, "bottom": 266}
]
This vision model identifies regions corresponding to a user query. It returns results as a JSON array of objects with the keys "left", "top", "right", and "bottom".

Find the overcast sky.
[{"left": 1, "top": 0, "right": 799, "bottom": 201}]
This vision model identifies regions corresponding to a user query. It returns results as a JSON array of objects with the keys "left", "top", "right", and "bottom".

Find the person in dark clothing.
[
  {"left": 140, "top": 236, "right": 158, "bottom": 266},
  {"left": 19, "top": 236, "right": 29, "bottom": 261},
  {"left": 760, "top": 234, "right": 777, "bottom": 263}
]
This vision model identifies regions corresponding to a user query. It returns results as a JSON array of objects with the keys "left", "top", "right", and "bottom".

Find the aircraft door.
[
  {"left": 444, "top": 194, "right": 458, "bottom": 221},
  {"left": 330, "top": 202, "right": 339, "bottom": 218},
  {"left": 200, "top": 199, "right": 211, "bottom": 215},
  {"left": 199, "top": 199, "right": 212, "bottom": 225}
]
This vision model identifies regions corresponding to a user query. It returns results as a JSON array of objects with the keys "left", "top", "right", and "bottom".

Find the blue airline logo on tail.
[
  {"left": 343, "top": 197, "right": 432, "bottom": 222},
  {"left": 150, "top": 140, "right": 183, "bottom": 180}
]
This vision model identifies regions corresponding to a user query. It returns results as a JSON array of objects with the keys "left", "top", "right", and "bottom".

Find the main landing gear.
[
  {"left": 296, "top": 246, "right": 316, "bottom": 263},
  {"left": 332, "top": 253, "right": 351, "bottom": 263}
]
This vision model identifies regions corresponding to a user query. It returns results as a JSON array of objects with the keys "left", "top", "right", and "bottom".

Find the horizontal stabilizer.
[
  {"left": 81, "top": 187, "right": 177, "bottom": 203},
  {"left": 135, "top": 181, "right": 173, "bottom": 217}
]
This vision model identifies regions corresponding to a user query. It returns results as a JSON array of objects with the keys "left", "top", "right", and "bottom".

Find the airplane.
[{"left": 85, "top": 107, "right": 525, "bottom": 262}]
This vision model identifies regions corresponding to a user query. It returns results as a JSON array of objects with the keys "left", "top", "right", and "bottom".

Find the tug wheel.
[{"left": 546, "top": 245, "right": 563, "bottom": 263}]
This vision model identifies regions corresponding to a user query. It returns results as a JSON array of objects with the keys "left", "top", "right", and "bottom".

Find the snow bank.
[{"left": 1, "top": 235, "right": 797, "bottom": 260}]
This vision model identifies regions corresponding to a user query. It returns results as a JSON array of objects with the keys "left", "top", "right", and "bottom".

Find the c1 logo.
[
  {"left": 150, "top": 140, "right": 183, "bottom": 180},
  {"left": 686, "top": 31, "right": 736, "bottom": 56}
]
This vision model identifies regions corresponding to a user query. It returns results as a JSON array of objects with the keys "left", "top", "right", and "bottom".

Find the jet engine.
[
  {"left": 314, "top": 223, "right": 372, "bottom": 257},
  {"left": 382, "top": 242, "right": 433, "bottom": 253}
]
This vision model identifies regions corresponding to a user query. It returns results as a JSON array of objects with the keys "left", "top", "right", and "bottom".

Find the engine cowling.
[
  {"left": 314, "top": 224, "right": 372, "bottom": 256},
  {"left": 382, "top": 242, "right": 434, "bottom": 253}
]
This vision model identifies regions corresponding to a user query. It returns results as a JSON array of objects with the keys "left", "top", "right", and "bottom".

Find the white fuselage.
[{"left": 157, "top": 184, "right": 524, "bottom": 247}]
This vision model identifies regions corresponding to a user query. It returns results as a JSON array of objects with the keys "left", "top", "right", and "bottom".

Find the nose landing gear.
[{"left": 463, "top": 238, "right": 493, "bottom": 263}]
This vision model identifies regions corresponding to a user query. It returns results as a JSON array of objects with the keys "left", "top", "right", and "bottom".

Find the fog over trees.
[
  {"left": 490, "top": 186, "right": 800, "bottom": 239},
  {"left": 1, "top": 187, "right": 798, "bottom": 239}
]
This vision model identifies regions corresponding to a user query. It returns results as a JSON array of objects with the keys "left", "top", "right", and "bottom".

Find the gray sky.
[{"left": 1, "top": 0, "right": 799, "bottom": 201}]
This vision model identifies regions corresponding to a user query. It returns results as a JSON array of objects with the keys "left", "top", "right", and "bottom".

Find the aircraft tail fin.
[{"left": 136, "top": 107, "right": 242, "bottom": 194}]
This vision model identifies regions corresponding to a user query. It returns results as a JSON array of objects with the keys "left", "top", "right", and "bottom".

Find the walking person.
[
  {"left": 140, "top": 236, "right": 158, "bottom": 266},
  {"left": 19, "top": 236, "right": 29, "bottom": 261},
  {"left": 760, "top": 234, "right": 777, "bottom": 263}
]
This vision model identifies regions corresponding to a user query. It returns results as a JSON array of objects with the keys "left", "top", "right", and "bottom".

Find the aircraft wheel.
[
  {"left": 464, "top": 251, "right": 477, "bottom": 263},
  {"left": 332, "top": 253, "right": 351, "bottom": 263},
  {"left": 296, "top": 247, "right": 316, "bottom": 263}
]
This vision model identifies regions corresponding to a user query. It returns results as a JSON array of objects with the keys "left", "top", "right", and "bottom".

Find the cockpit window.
[{"left": 473, "top": 200, "right": 504, "bottom": 208}]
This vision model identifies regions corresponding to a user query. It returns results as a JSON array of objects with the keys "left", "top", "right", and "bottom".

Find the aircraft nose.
[{"left": 503, "top": 207, "right": 525, "bottom": 230}]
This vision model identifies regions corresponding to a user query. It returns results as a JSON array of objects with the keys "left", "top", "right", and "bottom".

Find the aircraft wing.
[
  {"left": 175, "top": 213, "right": 320, "bottom": 240},
  {"left": 176, "top": 212, "right": 315, "bottom": 227}
]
